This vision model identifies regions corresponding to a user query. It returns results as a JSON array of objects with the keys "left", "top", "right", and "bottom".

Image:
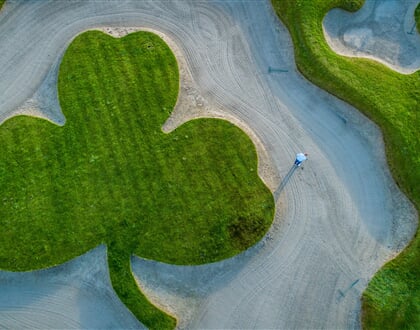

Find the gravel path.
[{"left": 0, "top": 1, "right": 417, "bottom": 329}]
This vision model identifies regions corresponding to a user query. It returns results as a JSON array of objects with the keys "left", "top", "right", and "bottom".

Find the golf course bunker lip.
[{"left": 323, "top": 0, "right": 420, "bottom": 74}]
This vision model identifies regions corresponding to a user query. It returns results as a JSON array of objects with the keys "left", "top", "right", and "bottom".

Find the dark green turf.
[
  {"left": 270, "top": 0, "right": 419, "bottom": 328},
  {"left": 0, "top": 31, "right": 274, "bottom": 329},
  {"left": 415, "top": 3, "right": 420, "bottom": 34}
]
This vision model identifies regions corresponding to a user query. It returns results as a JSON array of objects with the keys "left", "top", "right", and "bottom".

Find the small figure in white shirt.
[{"left": 294, "top": 153, "right": 308, "bottom": 167}]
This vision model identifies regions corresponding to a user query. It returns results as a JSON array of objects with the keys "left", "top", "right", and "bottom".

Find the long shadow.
[{"left": 274, "top": 164, "right": 298, "bottom": 201}]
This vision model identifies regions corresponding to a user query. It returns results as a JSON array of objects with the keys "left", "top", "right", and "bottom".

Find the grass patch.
[
  {"left": 416, "top": 3, "right": 420, "bottom": 34},
  {"left": 271, "top": 0, "right": 420, "bottom": 328},
  {"left": 0, "top": 0, "right": 4, "bottom": 10},
  {"left": 0, "top": 31, "right": 274, "bottom": 328}
]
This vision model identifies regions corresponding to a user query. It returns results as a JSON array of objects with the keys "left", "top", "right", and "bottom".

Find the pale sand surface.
[
  {"left": 0, "top": 1, "right": 417, "bottom": 329},
  {"left": 0, "top": 245, "right": 143, "bottom": 329},
  {"left": 323, "top": 0, "right": 420, "bottom": 74}
]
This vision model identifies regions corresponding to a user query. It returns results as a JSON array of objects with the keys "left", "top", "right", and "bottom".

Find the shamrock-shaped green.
[{"left": 0, "top": 31, "right": 274, "bottom": 329}]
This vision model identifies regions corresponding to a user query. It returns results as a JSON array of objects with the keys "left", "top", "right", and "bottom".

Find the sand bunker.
[
  {"left": 323, "top": 0, "right": 420, "bottom": 74},
  {"left": 0, "top": 0, "right": 417, "bottom": 328},
  {"left": 0, "top": 246, "right": 142, "bottom": 328}
]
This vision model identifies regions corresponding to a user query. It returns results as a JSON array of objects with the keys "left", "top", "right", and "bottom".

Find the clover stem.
[{"left": 107, "top": 243, "right": 176, "bottom": 330}]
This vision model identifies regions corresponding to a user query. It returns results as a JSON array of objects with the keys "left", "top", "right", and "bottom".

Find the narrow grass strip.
[{"left": 108, "top": 245, "right": 176, "bottom": 330}]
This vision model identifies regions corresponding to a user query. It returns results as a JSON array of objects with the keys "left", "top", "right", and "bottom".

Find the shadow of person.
[{"left": 274, "top": 165, "right": 298, "bottom": 201}]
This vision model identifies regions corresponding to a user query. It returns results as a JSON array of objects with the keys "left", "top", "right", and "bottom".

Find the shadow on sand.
[{"left": 274, "top": 164, "right": 298, "bottom": 201}]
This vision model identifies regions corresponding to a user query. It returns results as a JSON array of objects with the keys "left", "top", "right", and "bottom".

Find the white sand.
[
  {"left": 0, "top": 245, "right": 142, "bottom": 328},
  {"left": 0, "top": 0, "right": 417, "bottom": 329},
  {"left": 323, "top": 0, "right": 420, "bottom": 74}
]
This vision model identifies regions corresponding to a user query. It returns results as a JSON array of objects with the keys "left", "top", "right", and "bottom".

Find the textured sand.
[
  {"left": 0, "top": 1, "right": 417, "bottom": 329},
  {"left": 323, "top": 0, "right": 420, "bottom": 74}
]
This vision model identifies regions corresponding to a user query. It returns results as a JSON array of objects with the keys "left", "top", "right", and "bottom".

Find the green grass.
[
  {"left": 416, "top": 3, "right": 420, "bottom": 34},
  {"left": 0, "top": 0, "right": 4, "bottom": 10},
  {"left": 271, "top": 0, "right": 420, "bottom": 328},
  {"left": 0, "top": 31, "right": 274, "bottom": 329}
]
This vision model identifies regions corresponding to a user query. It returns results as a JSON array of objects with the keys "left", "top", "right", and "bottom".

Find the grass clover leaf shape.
[{"left": 0, "top": 31, "right": 274, "bottom": 329}]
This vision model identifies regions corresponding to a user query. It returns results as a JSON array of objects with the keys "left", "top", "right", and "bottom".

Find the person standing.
[{"left": 294, "top": 153, "right": 308, "bottom": 167}]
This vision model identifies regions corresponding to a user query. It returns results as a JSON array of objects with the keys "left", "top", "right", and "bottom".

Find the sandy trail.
[{"left": 0, "top": 1, "right": 417, "bottom": 329}]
